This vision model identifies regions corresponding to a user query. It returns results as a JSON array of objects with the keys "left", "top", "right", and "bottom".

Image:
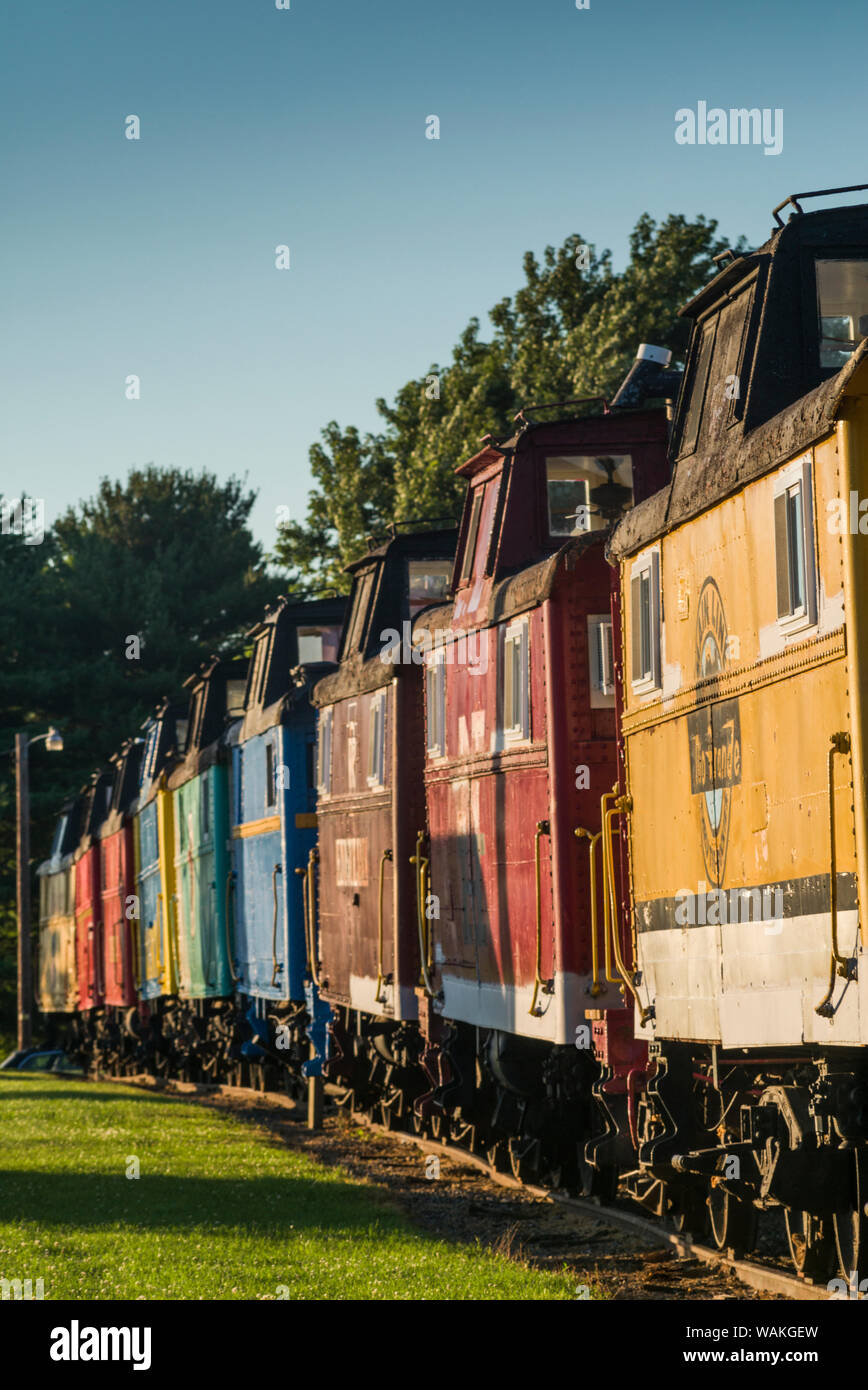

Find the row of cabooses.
[
  {"left": 36, "top": 599, "right": 345, "bottom": 1066},
  {"left": 38, "top": 400, "right": 670, "bottom": 1101}
]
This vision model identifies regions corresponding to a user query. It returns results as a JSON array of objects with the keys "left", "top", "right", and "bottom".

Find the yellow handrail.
[
  {"left": 575, "top": 827, "right": 618, "bottom": 996},
  {"left": 529, "top": 820, "right": 553, "bottom": 1016},
  {"left": 601, "top": 785, "right": 652, "bottom": 1024},
  {"left": 156, "top": 893, "right": 166, "bottom": 985},
  {"left": 816, "top": 731, "right": 854, "bottom": 1016},
  {"left": 410, "top": 830, "right": 436, "bottom": 997},
  {"left": 375, "top": 848, "right": 393, "bottom": 1003}
]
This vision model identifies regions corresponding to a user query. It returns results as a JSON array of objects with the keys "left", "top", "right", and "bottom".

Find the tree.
[
  {"left": 50, "top": 466, "right": 282, "bottom": 768},
  {"left": 274, "top": 213, "right": 748, "bottom": 592}
]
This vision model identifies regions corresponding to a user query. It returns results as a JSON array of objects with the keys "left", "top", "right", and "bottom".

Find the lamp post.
[{"left": 15, "top": 728, "right": 63, "bottom": 1053}]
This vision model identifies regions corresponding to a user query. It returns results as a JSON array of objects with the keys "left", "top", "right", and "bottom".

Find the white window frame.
[
  {"left": 426, "top": 648, "right": 447, "bottom": 758},
  {"left": 316, "top": 708, "right": 333, "bottom": 796},
  {"left": 367, "top": 690, "right": 387, "bottom": 788},
  {"left": 774, "top": 454, "right": 817, "bottom": 640},
  {"left": 588, "top": 614, "right": 616, "bottom": 709},
  {"left": 501, "top": 617, "right": 531, "bottom": 743},
  {"left": 630, "top": 549, "right": 662, "bottom": 695}
]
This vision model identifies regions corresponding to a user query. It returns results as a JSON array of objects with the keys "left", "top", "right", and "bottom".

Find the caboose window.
[
  {"left": 459, "top": 491, "right": 484, "bottom": 584},
  {"left": 367, "top": 691, "right": 387, "bottom": 787},
  {"left": 142, "top": 725, "right": 160, "bottom": 782},
  {"left": 501, "top": 619, "right": 530, "bottom": 741},
  {"left": 816, "top": 259, "right": 868, "bottom": 369},
  {"left": 774, "top": 458, "right": 816, "bottom": 634},
  {"left": 316, "top": 708, "right": 333, "bottom": 795},
  {"left": 344, "top": 569, "right": 375, "bottom": 654},
  {"left": 408, "top": 560, "right": 452, "bottom": 616},
  {"left": 225, "top": 679, "right": 246, "bottom": 717},
  {"left": 680, "top": 321, "right": 716, "bottom": 457},
  {"left": 588, "top": 615, "right": 616, "bottom": 709},
  {"left": 265, "top": 742, "right": 276, "bottom": 809},
  {"left": 546, "top": 456, "right": 633, "bottom": 535},
  {"left": 630, "top": 552, "right": 661, "bottom": 692},
  {"left": 51, "top": 814, "right": 69, "bottom": 859},
  {"left": 426, "top": 650, "right": 447, "bottom": 756},
  {"left": 248, "top": 634, "right": 270, "bottom": 708}
]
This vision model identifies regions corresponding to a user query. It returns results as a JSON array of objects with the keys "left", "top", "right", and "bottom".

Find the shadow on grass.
[
  {"left": 0, "top": 1168, "right": 406, "bottom": 1237},
  {"left": 0, "top": 1079, "right": 164, "bottom": 1103}
]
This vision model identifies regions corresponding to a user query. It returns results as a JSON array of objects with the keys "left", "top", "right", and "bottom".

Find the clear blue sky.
[{"left": 2, "top": 0, "right": 864, "bottom": 553}]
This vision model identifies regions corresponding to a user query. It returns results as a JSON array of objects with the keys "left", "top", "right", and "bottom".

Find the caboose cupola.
[{"left": 671, "top": 187, "right": 868, "bottom": 460}]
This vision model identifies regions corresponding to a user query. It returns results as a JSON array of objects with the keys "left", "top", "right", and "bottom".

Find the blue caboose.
[{"left": 229, "top": 597, "right": 344, "bottom": 1090}]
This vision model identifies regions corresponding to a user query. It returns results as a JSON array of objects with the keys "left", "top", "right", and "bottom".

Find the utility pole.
[
  {"left": 15, "top": 733, "right": 31, "bottom": 1053},
  {"left": 12, "top": 727, "right": 63, "bottom": 1058}
]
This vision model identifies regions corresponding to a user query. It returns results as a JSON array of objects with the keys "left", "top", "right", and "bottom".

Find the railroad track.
[
  {"left": 356, "top": 1115, "right": 832, "bottom": 1302},
  {"left": 94, "top": 1070, "right": 837, "bottom": 1301}
]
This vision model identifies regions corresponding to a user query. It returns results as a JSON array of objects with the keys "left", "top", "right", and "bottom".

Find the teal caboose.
[{"left": 166, "top": 656, "right": 248, "bottom": 1079}]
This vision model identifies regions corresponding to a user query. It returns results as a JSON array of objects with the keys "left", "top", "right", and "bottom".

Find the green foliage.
[
  {"left": 0, "top": 1077, "right": 586, "bottom": 1300},
  {"left": 273, "top": 214, "right": 747, "bottom": 592}
]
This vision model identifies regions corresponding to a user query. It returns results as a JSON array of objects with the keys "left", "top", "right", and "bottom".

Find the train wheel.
[
  {"left": 707, "top": 1186, "right": 758, "bottom": 1255},
  {"left": 785, "top": 1209, "right": 837, "bottom": 1282},
  {"left": 833, "top": 1152, "right": 868, "bottom": 1282}
]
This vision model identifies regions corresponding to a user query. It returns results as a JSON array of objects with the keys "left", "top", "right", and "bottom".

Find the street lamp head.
[{"left": 45, "top": 728, "right": 64, "bottom": 753}]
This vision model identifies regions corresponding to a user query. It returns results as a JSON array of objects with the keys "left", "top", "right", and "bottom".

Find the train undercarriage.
[
  {"left": 626, "top": 1040, "right": 868, "bottom": 1281},
  {"left": 55, "top": 1002, "right": 868, "bottom": 1283}
]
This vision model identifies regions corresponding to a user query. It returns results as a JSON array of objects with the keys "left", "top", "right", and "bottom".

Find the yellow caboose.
[{"left": 610, "top": 187, "right": 868, "bottom": 1277}]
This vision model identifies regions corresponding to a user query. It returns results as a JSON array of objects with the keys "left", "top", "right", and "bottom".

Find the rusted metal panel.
[{"left": 74, "top": 844, "right": 103, "bottom": 1011}]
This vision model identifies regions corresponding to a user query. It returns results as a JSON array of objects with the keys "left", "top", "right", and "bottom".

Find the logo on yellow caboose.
[{"left": 686, "top": 578, "right": 741, "bottom": 888}]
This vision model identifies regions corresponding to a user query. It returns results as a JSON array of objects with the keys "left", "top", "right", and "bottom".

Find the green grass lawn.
[{"left": 0, "top": 1076, "right": 579, "bottom": 1300}]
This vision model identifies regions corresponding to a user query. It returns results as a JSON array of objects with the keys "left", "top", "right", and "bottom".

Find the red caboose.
[
  {"left": 73, "top": 771, "right": 114, "bottom": 1016},
  {"left": 412, "top": 405, "right": 670, "bottom": 1182},
  {"left": 97, "top": 741, "right": 143, "bottom": 1028}
]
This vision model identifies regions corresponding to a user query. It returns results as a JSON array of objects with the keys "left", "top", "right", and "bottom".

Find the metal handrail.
[
  {"left": 156, "top": 893, "right": 166, "bottom": 985},
  {"left": 575, "top": 826, "right": 618, "bottom": 996},
  {"left": 816, "top": 732, "right": 855, "bottom": 1016},
  {"left": 296, "top": 848, "right": 322, "bottom": 988},
  {"left": 169, "top": 892, "right": 182, "bottom": 993},
  {"left": 224, "top": 870, "right": 239, "bottom": 983},
  {"left": 529, "top": 820, "right": 553, "bottom": 1017},
  {"left": 601, "top": 786, "right": 652, "bottom": 1025},
  {"left": 270, "top": 863, "right": 283, "bottom": 989},
  {"left": 375, "top": 848, "right": 393, "bottom": 1004},
  {"left": 772, "top": 184, "right": 868, "bottom": 227},
  {"left": 410, "top": 830, "right": 436, "bottom": 997}
]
